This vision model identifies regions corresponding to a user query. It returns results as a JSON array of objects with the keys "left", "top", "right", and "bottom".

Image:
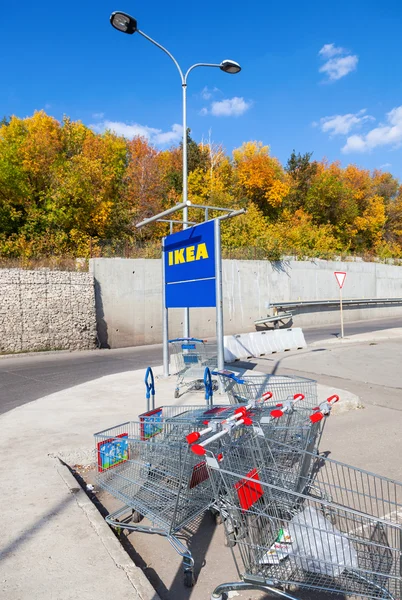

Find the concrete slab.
[
  {"left": 1, "top": 338, "right": 400, "bottom": 600},
  {"left": 267, "top": 339, "right": 402, "bottom": 390}
]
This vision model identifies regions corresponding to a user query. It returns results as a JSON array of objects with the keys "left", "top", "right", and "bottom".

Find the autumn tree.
[
  {"left": 233, "top": 141, "right": 289, "bottom": 216},
  {"left": 1, "top": 111, "right": 402, "bottom": 261},
  {"left": 0, "top": 111, "right": 128, "bottom": 257}
]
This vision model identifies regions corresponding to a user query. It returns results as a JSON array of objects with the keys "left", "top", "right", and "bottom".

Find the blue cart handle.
[
  {"left": 204, "top": 367, "right": 213, "bottom": 405},
  {"left": 212, "top": 370, "right": 245, "bottom": 384},
  {"left": 144, "top": 367, "right": 155, "bottom": 411},
  {"left": 168, "top": 337, "right": 206, "bottom": 343}
]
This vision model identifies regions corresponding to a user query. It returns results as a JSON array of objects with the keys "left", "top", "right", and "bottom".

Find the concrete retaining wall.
[
  {"left": 90, "top": 257, "right": 402, "bottom": 348},
  {"left": 0, "top": 269, "right": 97, "bottom": 353}
]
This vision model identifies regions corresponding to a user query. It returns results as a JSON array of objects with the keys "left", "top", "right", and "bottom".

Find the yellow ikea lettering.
[
  {"left": 168, "top": 243, "right": 209, "bottom": 265},
  {"left": 186, "top": 246, "right": 195, "bottom": 262},
  {"left": 195, "top": 243, "right": 208, "bottom": 261},
  {"left": 174, "top": 248, "right": 185, "bottom": 264}
]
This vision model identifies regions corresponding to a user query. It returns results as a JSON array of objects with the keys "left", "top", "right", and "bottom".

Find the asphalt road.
[{"left": 0, "top": 316, "right": 400, "bottom": 415}]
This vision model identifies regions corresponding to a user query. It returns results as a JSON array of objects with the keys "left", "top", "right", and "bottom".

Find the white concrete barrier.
[
  {"left": 259, "top": 330, "right": 279, "bottom": 354},
  {"left": 224, "top": 333, "right": 253, "bottom": 361},
  {"left": 223, "top": 335, "right": 240, "bottom": 362},
  {"left": 292, "top": 328, "right": 307, "bottom": 349},
  {"left": 248, "top": 331, "right": 267, "bottom": 356},
  {"left": 224, "top": 328, "right": 306, "bottom": 361}
]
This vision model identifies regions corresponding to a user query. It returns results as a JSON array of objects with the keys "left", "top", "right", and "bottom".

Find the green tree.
[{"left": 285, "top": 150, "right": 317, "bottom": 212}]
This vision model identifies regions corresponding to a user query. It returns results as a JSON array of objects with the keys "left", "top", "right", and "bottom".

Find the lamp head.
[
  {"left": 110, "top": 11, "right": 137, "bottom": 34},
  {"left": 220, "top": 60, "right": 241, "bottom": 74}
]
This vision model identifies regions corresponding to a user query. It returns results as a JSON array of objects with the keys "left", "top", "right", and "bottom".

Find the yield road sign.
[{"left": 334, "top": 271, "right": 346, "bottom": 289}]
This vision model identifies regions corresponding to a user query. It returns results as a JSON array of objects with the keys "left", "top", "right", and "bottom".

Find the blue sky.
[{"left": 2, "top": 0, "right": 402, "bottom": 178}]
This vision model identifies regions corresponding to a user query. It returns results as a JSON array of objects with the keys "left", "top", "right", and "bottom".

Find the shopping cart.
[
  {"left": 186, "top": 392, "right": 339, "bottom": 469},
  {"left": 94, "top": 399, "right": 317, "bottom": 586},
  {"left": 185, "top": 397, "right": 339, "bottom": 546},
  {"left": 198, "top": 431, "right": 402, "bottom": 600},
  {"left": 214, "top": 370, "right": 318, "bottom": 409},
  {"left": 170, "top": 338, "right": 218, "bottom": 398},
  {"left": 95, "top": 419, "right": 219, "bottom": 587}
]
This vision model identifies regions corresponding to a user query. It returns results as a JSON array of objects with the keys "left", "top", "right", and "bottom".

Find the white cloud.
[
  {"left": 202, "top": 97, "right": 251, "bottom": 117},
  {"left": 318, "top": 43, "right": 358, "bottom": 81},
  {"left": 379, "top": 163, "right": 392, "bottom": 169},
  {"left": 319, "top": 55, "right": 358, "bottom": 81},
  {"left": 92, "top": 112, "right": 105, "bottom": 119},
  {"left": 153, "top": 124, "right": 183, "bottom": 145},
  {"left": 342, "top": 106, "right": 402, "bottom": 153},
  {"left": 319, "top": 43, "right": 346, "bottom": 58},
  {"left": 201, "top": 86, "right": 220, "bottom": 100},
  {"left": 318, "top": 109, "right": 374, "bottom": 136},
  {"left": 90, "top": 120, "right": 183, "bottom": 145}
]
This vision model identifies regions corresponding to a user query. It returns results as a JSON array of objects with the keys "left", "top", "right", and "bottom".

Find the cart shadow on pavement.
[{"left": 163, "top": 511, "right": 217, "bottom": 599}]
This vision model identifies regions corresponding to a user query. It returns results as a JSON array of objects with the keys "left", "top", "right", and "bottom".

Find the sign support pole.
[
  {"left": 340, "top": 286, "right": 344, "bottom": 339},
  {"left": 162, "top": 236, "right": 169, "bottom": 377},
  {"left": 334, "top": 271, "right": 346, "bottom": 339},
  {"left": 214, "top": 218, "right": 224, "bottom": 371}
]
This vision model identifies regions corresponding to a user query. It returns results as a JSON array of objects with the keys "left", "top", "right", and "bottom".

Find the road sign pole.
[
  {"left": 334, "top": 271, "right": 346, "bottom": 339},
  {"left": 340, "top": 285, "right": 344, "bottom": 338}
]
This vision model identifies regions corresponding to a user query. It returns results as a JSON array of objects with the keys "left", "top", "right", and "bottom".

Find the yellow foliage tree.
[{"left": 233, "top": 141, "right": 289, "bottom": 213}]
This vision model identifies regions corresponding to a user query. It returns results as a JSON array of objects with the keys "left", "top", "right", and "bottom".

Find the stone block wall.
[{"left": 0, "top": 269, "right": 97, "bottom": 353}]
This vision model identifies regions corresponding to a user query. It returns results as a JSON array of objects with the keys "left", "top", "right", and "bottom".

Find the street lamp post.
[{"left": 110, "top": 11, "right": 241, "bottom": 338}]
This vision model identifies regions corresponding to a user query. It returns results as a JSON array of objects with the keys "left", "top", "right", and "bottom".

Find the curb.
[
  {"left": 317, "top": 384, "right": 363, "bottom": 414},
  {"left": 0, "top": 348, "right": 96, "bottom": 360},
  {"left": 311, "top": 328, "right": 402, "bottom": 348},
  {"left": 56, "top": 461, "right": 160, "bottom": 600}
]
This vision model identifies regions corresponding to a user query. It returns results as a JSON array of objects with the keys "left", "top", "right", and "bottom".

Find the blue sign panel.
[{"left": 164, "top": 221, "right": 216, "bottom": 308}]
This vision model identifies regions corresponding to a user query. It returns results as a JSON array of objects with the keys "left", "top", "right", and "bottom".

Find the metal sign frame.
[{"left": 136, "top": 201, "right": 245, "bottom": 377}]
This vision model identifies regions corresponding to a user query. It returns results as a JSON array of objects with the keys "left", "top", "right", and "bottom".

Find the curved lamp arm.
[
  {"left": 137, "top": 29, "right": 185, "bottom": 83},
  {"left": 184, "top": 63, "right": 221, "bottom": 83},
  {"left": 138, "top": 31, "right": 223, "bottom": 85}
]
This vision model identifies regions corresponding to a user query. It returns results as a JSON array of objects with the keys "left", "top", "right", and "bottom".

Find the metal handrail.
[{"left": 265, "top": 297, "right": 402, "bottom": 310}]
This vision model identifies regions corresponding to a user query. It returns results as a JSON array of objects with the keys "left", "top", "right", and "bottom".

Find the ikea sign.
[
  {"left": 167, "top": 242, "right": 209, "bottom": 265},
  {"left": 164, "top": 221, "right": 216, "bottom": 308}
]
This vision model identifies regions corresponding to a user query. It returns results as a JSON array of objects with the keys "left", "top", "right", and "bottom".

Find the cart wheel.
[
  {"left": 183, "top": 570, "right": 195, "bottom": 588},
  {"left": 131, "top": 510, "right": 144, "bottom": 523},
  {"left": 214, "top": 513, "right": 223, "bottom": 525},
  {"left": 210, "top": 595, "right": 225, "bottom": 600},
  {"left": 174, "top": 389, "right": 180, "bottom": 399},
  {"left": 224, "top": 534, "right": 236, "bottom": 548}
]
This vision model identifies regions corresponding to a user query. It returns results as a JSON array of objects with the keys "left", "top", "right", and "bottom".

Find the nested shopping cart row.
[
  {"left": 94, "top": 367, "right": 402, "bottom": 598},
  {"left": 94, "top": 391, "right": 337, "bottom": 587}
]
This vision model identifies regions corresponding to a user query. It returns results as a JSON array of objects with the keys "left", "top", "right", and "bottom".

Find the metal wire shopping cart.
[
  {"left": 94, "top": 398, "right": 320, "bottom": 587},
  {"left": 185, "top": 397, "right": 339, "bottom": 547},
  {"left": 190, "top": 394, "right": 335, "bottom": 477},
  {"left": 215, "top": 370, "right": 318, "bottom": 409},
  {"left": 95, "top": 419, "right": 219, "bottom": 587},
  {"left": 169, "top": 337, "right": 218, "bottom": 398},
  {"left": 195, "top": 428, "right": 402, "bottom": 600}
]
